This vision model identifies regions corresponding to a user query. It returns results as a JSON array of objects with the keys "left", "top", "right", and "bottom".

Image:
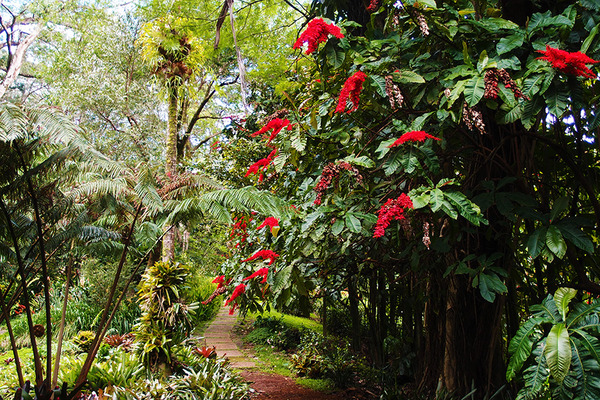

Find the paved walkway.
[{"left": 201, "top": 306, "right": 256, "bottom": 368}]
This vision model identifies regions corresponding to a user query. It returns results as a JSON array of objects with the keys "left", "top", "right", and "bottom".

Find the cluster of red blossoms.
[
  {"left": 538, "top": 45, "right": 599, "bottom": 79},
  {"left": 335, "top": 71, "right": 368, "bottom": 113},
  {"left": 373, "top": 194, "right": 414, "bottom": 238},
  {"left": 243, "top": 267, "right": 269, "bottom": 284},
  {"left": 241, "top": 249, "right": 280, "bottom": 265},
  {"left": 388, "top": 131, "right": 441, "bottom": 147},
  {"left": 314, "top": 161, "right": 363, "bottom": 205},
  {"left": 251, "top": 118, "right": 291, "bottom": 145},
  {"left": 230, "top": 215, "right": 251, "bottom": 245},
  {"left": 245, "top": 148, "right": 278, "bottom": 182},
  {"left": 225, "top": 283, "right": 246, "bottom": 315},
  {"left": 293, "top": 18, "right": 344, "bottom": 54},
  {"left": 257, "top": 216, "right": 280, "bottom": 234}
]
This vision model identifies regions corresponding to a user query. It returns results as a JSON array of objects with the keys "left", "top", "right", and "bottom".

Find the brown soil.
[{"left": 239, "top": 370, "right": 374, "bottom": 400}]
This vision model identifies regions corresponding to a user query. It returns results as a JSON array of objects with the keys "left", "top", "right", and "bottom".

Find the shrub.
[
  {"left": 73, "top": 330, "right": 96, "bottom": 353},
  {"left": 183, "top": 274, "right": 221, "bottom": 325}
]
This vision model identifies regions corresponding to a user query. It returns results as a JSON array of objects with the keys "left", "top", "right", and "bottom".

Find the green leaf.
[
  {"left": 331, "top": 219, "right": 344, "bottom": 236},
  {"left": 544, "top": 323, "right": 571, "bottom": 383},
  {"left": 550, "top": 196, "right": 569, "bottom": 221},
  {"left": 345, "top": 214, "right": 362, "bottom": 233},
  {"left": 430, "top": 188, "right": 444, "bottom": 212},
  {"left": 546, "top": 84, "right": 570, "bottom": 118},
  {"left": 557, "top": 221, "right": 595, "bottom": 254},
  {"left": 497, "top": 33, "right": 525, "bottom": 55},
  {"left": 554, "top": 288, "right": 577, "bottom": 321},
  {"left": 411, "top": 193, "right": 430, "bottom": 209},
  {"left": 344, "top": 154, "right": 375, "bottom": 168},
  {"left": 325, "top": 42, "right": 345, "bottom": 69},
  {"left": 273, "top": 265, "right": 293, "bottom": 292},
  {"left": 291, "top": 134, "right": 307, "bottom": 152},
  {"left": 581, "top": 24, "right": 599, "bottom": 53},
  {"left": 527, "top": 227, "right": 547, "bottom": 259},
  {"left": 384, "top": 151, "right": 403, "bottom": 176},
  {"left": 477, "top": 50, "right": 489, "bottom": 73},
  {"left": 546, "top": 225, "right": 567, "bottom": 259},
  {"left": 507, "top": 316, "right": 545, "bottom": 381},
  {"left": 396, "top": 70, "right": 426, "bottom": 84},
  {"left": 370, "top": 74, "right": 387, "bottom": 97},
  {"left": 464, "top": 75, "right": 485, "bottom": 106}
]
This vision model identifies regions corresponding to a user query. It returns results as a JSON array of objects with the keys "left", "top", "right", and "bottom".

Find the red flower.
[
  {"left": 243, "top": 267, "right": 269, "bottom": 284},
  {"left": 293, "top": 18, "right": 344, "bottom": 54},
  {"left": 257, "top": 217, "right": 280, "bottom": 233},
  {"left": 225, "top": 283, "right": 246, "bottom": 306},
  {"left": 537, "top": 46, "right": 599, "bottom": 79},
  {"left": 245, "top": 148, "right": 278, "bottom": 180},
  {"left": 373, "top": 194, "right": 414, "bottom": 238},
  {"left": 241, "top": 249, "right": 280, "bottom": 265},
  {"left": 388, "top": 131, "right": 441, "bottom": 147},
  {"left": 195, "top": 346, "right": 216, "bottom": 358},
  {"left": 251, "top": 118, "right": 290, "bottom": 144},
  {"left": 335, "top": 71, "right": 367, "bottom": 113},
  {"left": 212, "top": 275, "right": 226, "bottom": 288},
  {"left": 229, "top": 303, "right": 238, "bottom": 315}
]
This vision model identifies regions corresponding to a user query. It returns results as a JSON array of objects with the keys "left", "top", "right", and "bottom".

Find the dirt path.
[
  {"left": 202, "top": 307, "right": 372, "bottom": 399},
  {"left": 239, "top": 370, "right": 352, "bottom": 400}
]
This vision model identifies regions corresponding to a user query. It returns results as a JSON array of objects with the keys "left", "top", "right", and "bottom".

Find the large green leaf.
[
  {"left": 464, "top": 75, "right": 485, "bottom": 106},
  {"left": 567, "top": 300, "right": 600, "bottom": 329},
  {"left": 325, "top": 42, "right": 345, "bottom": 69},
  {"left": 507, "top": 316, "right": 546, "bottom": 381},
  {"left": 497, "top": 33, "right": 525, "bottom": 55},
  {"left": 544, "top": 323, "right": 571, "bottom": 383},
  {"left": 527, "top": 227, "right": 547, "bottom": 259},
  {"left": 430, "top": 188, "right": 444, "bottom": 212},
  {"left": 554, "top": 288, "right": 577, "bottom": 321},
  {"left": 517, "top": 344, "right": 549, "bottom": 400},
  {"left": 558, "top": 221, "right": 595, "bottom": 254},
  {"left": 545, "top": 85, "right": 570, "bottom": 118},
  {"left": 546, "top": 225, "right": 567, "bottom": 259}
]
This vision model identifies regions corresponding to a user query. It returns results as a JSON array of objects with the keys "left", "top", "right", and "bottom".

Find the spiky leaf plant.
[{"left": 507, "top": 288, "right": 600, "bottom": 400}]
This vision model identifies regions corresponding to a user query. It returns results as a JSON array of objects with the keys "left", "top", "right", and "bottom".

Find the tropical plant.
[
  {"left": 507, "top": 288, "right": 600, "bottom": 399},
  {"left": 134, "top": 261, "right": 197, "bottom": 372}
]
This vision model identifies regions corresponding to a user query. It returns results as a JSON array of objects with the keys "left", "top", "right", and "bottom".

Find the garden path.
[
  {"left": 202, "top": 306, "right": 256, "bottom": 368},
  {"left": 203, "top": 307, "right": 368, "bottom": 399}
]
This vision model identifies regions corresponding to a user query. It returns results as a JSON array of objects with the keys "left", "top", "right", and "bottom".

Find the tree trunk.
[{"left": 163, "top": 83, "right": 179, "bottom": 262}]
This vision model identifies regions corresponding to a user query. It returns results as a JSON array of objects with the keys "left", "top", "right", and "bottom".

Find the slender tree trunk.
[
  {"left": 348, "top": 271, "right": 361, "bottom": 351},
  {"left": 163, "top": 83, "right": 179, "bottom": 262}
]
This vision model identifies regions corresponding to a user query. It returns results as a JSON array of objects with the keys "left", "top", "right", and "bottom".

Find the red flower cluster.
[
  {"left": 373, "top": 194, "right": 414, "bottom": 238},
  {"left": 225, "top": 283, "right": 246, "bottom": 306},
  {"left": 251, "top": 118, "right": 290, "bottom": 144},
  {"left": 388, "top": 131, "right": 440, "bottom": 147},
  {"left": 314, "top": 161, "right": 363, "bottom": 205},
  {"left": 241, "top": 249, "right": 280, "bottom": 265},
  {"left": 243, "top": 267, "right": 269, "bottom": 284},
  {"left": 538, "top": 45, "right": 599, "bottom": 79},
  {"left": 212, "top": 275, "right": 226, "bottom": 288},
  {"left": 293, "top": 18, "right": 344, "bottom": 54},
  {"left": 245, "top": 148, "right": 278, "bottom": 182},
  {"left": 366, "top": 0, "right": 380, "bottom": 12},
  {"left": 230, "top": 215, "right": 252, "bottom": 245},
  {"left": 335, "top": 71, "right": 367, "bottom": 113},
  {"left": 257, "top": 217, "right": 279, "bottom": 233}
]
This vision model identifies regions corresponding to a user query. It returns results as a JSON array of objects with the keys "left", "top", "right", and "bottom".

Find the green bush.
[
  {"left": 183, "top": 274, "right": 220, "bottom": 325},
  {"left": 246, "top": 316, "right": 301, "bottom": 351}
]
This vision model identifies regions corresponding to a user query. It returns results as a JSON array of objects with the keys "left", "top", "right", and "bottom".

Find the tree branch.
[{"left": 0, "top": 23, "right": 42, "bottom": 99}]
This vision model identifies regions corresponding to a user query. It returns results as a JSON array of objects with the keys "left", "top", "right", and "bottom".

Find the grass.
[
  {"left": 246, "top": 310, "right": 323, "bottom": 334},
  {"left": 238, "top": 310, "right": 336, "bottom": 393}
]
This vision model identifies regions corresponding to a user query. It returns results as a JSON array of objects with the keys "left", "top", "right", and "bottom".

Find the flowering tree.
[{"left": 213, "top": 0, "right": 600, "bottom": 397}]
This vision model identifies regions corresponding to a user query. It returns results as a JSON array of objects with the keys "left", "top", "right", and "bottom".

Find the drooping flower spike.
[
  {"left": 245, "top": 148, "right": 278, "bottom": 182},
  {"left": 251, "top": 118, "right": 290, "bottom": 144},
  {"left": 373, "top": 194, "right": 414, "bottom": 238},
  {"left": 256, "top": 217, "right": 280, "bottom": 234},
  {"left": 241, "top": 249, "right": 280, "bottom": 265},
  {"left": 225, "top": 283, "right": 246, "bottom": 306},
  {"left": 537, "top": 46, "right": 599, "bottom": 79},
  {"left": 388, "top": 131, "right": 440, "bottom": 147},
  {"left": 243, "top": 267, "right": 269, "bottom": 284},
  {"left": 335, "top": 71, "right": 368, "bottom": 113},
  {"left": 293, "top": 18, "right": 344, "bottom": 55}
]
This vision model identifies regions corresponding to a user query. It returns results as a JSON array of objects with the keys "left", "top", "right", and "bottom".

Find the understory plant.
[
  {"left": 507, "top": 288, "right": 600, "bottom": 399},
  {"left": 134, "top": 261, "right": 197, "bottom": 372}
]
